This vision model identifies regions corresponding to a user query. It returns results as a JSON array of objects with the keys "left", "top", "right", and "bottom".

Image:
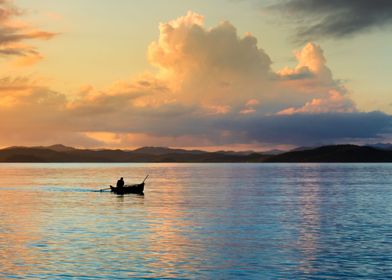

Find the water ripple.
[{"left": 1, "top": 163, "right": 392, "bottom": 278}]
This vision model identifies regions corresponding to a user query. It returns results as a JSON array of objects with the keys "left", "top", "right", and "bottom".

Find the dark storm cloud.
[
  {"left": 270, "top": 0, "right": 392, "bottom": 41},
  {"left": 220, "top": 111, "right": 392, "bottom": 145}
]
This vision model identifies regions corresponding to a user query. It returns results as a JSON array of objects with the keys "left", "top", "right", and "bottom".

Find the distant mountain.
[
  {"left": 214, "top": 150, "right": 253, "bottom": 156},
  {"left": 289, "top": 146, "right": 317, "bottom": 152},
  {"left": 261, "top": 149, "right": 286, "bottom": 155},
  {"left": 0, "top": 145, "right": 268, "bottom": 163},
  {"left": 265, "top": 145, "right": 392, "bottom": 162},
  {"left": 3, "top": 144, "right": 392, "bottom": 163},
  {"left": 132, "top": 146, "right": 205, "bottom": 155},
  {"left": 43, "top": 144, "right": 76, "bottom": 152},
  {"left": 47, "top": 144, "right": 75, "bottom": 152},
  {"left": 367, "top": 143, "right": 392, "bottom": 150},
  {"left": 5, "top": 144, "right": 77, "bottom": 152}
]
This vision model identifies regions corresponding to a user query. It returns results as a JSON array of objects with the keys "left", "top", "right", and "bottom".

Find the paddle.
[
  {"left": 142, "top": 174, "right": 149, "bottom": 183},
  {"left": 99, "top": 187, "right": 111, "bottom": 192}
]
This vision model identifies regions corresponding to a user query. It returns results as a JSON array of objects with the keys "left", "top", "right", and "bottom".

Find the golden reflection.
[
  {"left": 144, "top": 177, "right": 200, "bottom": 277},
  {"left": 0, "top": 190, "right": 45, "bottom": 276},
  {"left": 297, "top": 171, "right": 321, "bottom": 275}
]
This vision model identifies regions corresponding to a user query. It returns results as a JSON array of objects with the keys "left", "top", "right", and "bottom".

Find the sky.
[{"left": 1, "top": 0, "right": 392, "bottom": 151}]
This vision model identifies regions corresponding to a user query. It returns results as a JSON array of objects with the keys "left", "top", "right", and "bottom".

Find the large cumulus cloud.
[
  {"left": 0, "top": 11, "right": 390, "bottom": 149},
  {"left": 147, "top": 11, "right": 273, "bottom": 107}
]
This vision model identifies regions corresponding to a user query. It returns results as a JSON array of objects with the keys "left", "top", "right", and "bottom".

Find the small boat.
[{"left": 110, "top": 175, "right": 148, "bottom": 195}]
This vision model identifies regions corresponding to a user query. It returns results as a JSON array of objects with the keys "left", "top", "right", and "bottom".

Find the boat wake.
[{"left": 42, "top": 187, "right": 99, "bottom": 193}]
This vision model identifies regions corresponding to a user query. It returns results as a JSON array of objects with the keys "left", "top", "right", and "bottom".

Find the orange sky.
[{"left": 1, "top": 1, "right": 392, "bottom": 151}]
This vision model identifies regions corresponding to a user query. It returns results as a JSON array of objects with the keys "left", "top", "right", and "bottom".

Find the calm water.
[{"left": 1, "top": 163, "right": 392, "bottom": 279}]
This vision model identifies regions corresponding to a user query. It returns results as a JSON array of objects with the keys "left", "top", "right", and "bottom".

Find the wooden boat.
[
  {"left": 110, "top": 183, "right": 144, "bottom": 195},
  {"left": 110, "top": 175, "right": 148, "bottom": 195}
]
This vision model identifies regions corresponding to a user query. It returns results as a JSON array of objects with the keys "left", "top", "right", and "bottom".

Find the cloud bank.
[
  {"left": 1, "top": 11, "right": 391, "bottom": 149},
  {"left": 270, "top": 0, "right": 392, "bottom": 41}
]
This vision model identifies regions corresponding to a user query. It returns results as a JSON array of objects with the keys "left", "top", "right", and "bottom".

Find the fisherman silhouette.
[{"left": 116, "top": 177, "right": 124, "bottom": 188}]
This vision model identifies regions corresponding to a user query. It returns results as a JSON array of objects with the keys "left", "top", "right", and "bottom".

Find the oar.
[
  {"left": 142, "top": 175, "right": 149, "bottom": 183},
  {"left": 99, "top": 187, "right": 111, "bottom": 192}
]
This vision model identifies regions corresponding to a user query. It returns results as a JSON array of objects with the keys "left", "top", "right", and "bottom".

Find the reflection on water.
[
  {"left": 297, "top": 168, "right": 322, "bottom": 275},
  {"left": 1, "top": 163, "right": 392, "bottom": 278},
  {"left": 144, "top": 181, "right": 201, "bottom": 278},
  {"left": 0, "top": 190, "right": 44, "bottom": 277}
]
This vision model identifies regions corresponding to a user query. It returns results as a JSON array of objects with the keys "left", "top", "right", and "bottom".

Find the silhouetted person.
[{"left": 116, "top": 177, "right": 124, "bottom": 188}]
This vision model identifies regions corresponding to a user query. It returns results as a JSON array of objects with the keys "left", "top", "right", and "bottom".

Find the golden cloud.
[
  {"left": 0, "top": 0, "right": 56, "bottom": 66},
  {"left": 1, "top": 11, "right": 388, "bottom": 149}
]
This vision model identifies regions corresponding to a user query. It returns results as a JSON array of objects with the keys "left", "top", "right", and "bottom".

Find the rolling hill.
[
  {"left": 1, "top": 144, "right": 392, "bottom": 162},
  {"left": 0, "top": 145, "right": 268, "bottom": 163},
  {"left": 264, "top": 145, "right": 392, "bottom": 162}
]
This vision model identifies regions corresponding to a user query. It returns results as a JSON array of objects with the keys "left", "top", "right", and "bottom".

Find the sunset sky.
[{"left": 1, "top": 0, "right": 392, "bottom": 151}]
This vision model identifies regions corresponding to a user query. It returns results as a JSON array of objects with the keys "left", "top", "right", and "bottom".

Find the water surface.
[{"left": 1, "top": 163, "right": 392, "bottom": 279}]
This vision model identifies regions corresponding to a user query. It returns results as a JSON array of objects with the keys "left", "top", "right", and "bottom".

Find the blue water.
[{"left": 1, "top": 163, "right": 392, "bottom": 279}]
